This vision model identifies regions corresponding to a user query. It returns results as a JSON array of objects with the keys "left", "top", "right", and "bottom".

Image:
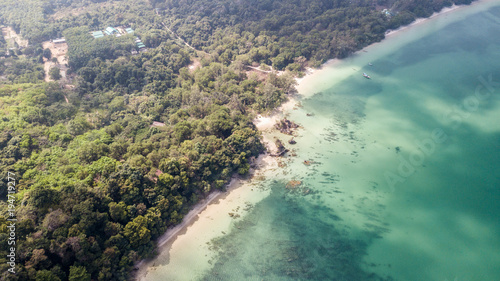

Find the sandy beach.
[
  {"left": 384, "top": 4, "right": 462, "bottom": 37},
  {"left": 134, "top": 1, "right": 496, "bottom": 279},
  {"left": 296, "top": 0, "right": 495, "bottom": 98},
  {"left": 135, "top": 106, "right": 288, "bottom": 280},
  {"left": 135, "top": 152, "right": 278, "bottom": 280}
]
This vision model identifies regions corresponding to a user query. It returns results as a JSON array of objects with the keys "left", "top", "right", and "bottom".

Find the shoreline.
[
  {"left": 309, "top": 0, "right": 486, "bottom": 71},
  {"left": 137, "top": 93, "right": 299, "bottom": 275},
  {"left": 383, "top": 0, "right": 497, "bottom": 38},
  {"left": 296, "top": 0, "right": 492, "bottom": 97},
  {"left": 134, "top": 111, "right": 286, "bottom": 280},
  {"left": 134, "top": 1, "right": 490, "bottom": 279},
  {"left": 134, "top": 153, "right": 277, "bottom": 280},
  {"left": 384, "top": 4, "right": 461, "bottom": 37}
]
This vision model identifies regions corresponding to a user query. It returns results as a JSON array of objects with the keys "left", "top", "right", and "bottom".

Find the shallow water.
[{"left": 143, "top": 1, "right": 500, "bottom": 280}]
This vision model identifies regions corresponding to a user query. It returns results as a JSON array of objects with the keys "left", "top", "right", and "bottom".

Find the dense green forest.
[{"left": 0, "top": 0, "right": 475, "bottom": 280}]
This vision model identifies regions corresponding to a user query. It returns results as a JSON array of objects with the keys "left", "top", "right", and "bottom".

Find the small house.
[
  {"left": 150, "top": 121, "right": 165, "bottom": 127},
  {"left": 92, "top": 31, "right": 104, "bottom": 38},
  {"left": 105, "top": 26, "right": 119, "bottom": 35},
  {"left": 53, "top": 38, "right": 66, "bottom": 44}
]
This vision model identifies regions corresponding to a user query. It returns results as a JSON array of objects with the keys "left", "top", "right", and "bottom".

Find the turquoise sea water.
[{"left": 145, "top": 2, "right": 500, "bottom": 280}]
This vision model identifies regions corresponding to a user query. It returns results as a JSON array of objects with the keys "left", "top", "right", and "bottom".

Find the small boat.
[
  {"left": 363, "top": 72, "right": 371, "bottom": 79},
  {"left": 368, "top": 63, "right": 373, "bottom": 66}
]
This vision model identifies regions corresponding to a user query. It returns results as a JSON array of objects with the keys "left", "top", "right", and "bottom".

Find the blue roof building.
[
  {"left": 92, "top": 31, "right": 104, "bottom": 38},
  {"left": 105, "top": 26, "right": 119, "bottom": 35}
]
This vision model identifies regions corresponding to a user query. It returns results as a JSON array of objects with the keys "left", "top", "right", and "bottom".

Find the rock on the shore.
[{"left": 275, "top": 118, "right": 299, "bottom": 135}]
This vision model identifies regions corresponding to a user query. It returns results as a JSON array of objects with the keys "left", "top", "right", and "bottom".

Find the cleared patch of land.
[
  {"left": 42, "top": 40, "right": 69, "bottom": 82},
  {"left": 1, "top": 26, "right": 29, "bottom": 48},
  {"left": 50, "top": 2, "right": 116, "bottom": 20},
  {"left": 188, "top": 58, "right": 201, "bottom": 73}
]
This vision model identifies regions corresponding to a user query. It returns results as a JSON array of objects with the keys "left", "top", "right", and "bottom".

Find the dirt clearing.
[
  {"left": 1, "top": 26, "right": 29, "bottom": 48},
  {"left": 42, "top": 40, "right": 69, "bottom": 82}
]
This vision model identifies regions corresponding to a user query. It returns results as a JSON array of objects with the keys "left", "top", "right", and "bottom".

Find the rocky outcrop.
[
  {"left": 275, "top": 118, "right": 299, "bottom": 135},
  {"left": 270, "top": 138, "right": 289, "bottom": 157}
]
